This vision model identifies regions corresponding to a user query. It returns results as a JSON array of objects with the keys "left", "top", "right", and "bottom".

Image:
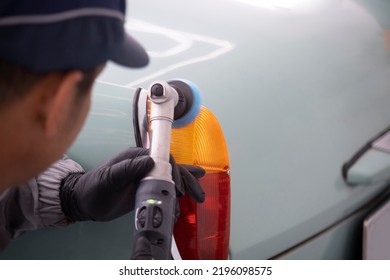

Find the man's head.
[{"left": 0, "top": 0, "right": 149, "bottom": 189}]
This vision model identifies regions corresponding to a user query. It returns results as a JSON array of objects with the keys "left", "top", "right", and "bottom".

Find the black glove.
[
  {"left": 171, "top": 156, "right": 205, "bottom": 203},
  {"left": 60, "top": 148, "right": 205, "bottom": 222},
  {"left": 60, "top": 148, "right": 155, "bottom": 222}
]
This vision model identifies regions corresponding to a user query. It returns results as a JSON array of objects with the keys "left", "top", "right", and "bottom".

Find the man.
[{"left": 0, "top": 0, "right": 204, "bottom": 258}]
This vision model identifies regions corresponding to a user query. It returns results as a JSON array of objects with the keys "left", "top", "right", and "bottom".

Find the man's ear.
[{"left": 36, "top": 71, "right": 83, "bottom": 138}]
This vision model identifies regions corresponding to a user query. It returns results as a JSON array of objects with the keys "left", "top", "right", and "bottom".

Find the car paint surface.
[{"left": 2, "top": 0, "right": 390, "bottom": 259}]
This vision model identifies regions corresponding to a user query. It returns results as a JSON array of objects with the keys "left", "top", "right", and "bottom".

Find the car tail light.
[{"left": 171, "top": 106, "right": 230, "bottom": 260}]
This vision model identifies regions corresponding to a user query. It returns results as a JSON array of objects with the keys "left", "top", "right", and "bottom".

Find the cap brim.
[{"left": 110, "top": 33, "right": 149, "bottom": 68}]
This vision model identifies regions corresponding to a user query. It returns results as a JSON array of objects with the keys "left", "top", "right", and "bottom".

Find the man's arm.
[{"left": 0, "top": 155, "right": 84, "bottom": 249}]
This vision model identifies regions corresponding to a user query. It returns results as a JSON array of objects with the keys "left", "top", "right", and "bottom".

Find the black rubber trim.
[
  {"left": 132, "top": 87, "right": 143, "bottom": 148},
  {"left": 342, "top": 125, "right": 390, "bottom": 186}
]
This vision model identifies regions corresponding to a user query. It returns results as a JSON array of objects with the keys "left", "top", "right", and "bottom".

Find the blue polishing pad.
[{"left": 169, "top": 79, "right": 202, "bottom": 128}]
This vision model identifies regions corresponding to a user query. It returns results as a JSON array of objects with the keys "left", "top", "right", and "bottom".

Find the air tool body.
[{"left": 133, "top": 80, "right": 201, "bottom": 260}]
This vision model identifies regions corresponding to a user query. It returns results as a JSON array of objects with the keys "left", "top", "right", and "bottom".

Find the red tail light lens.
[{"left": 171, "top": 106, "right": 230, "bottom": 259}]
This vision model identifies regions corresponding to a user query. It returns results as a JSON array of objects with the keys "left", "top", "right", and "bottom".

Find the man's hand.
[
  {"left": 59, "top": 148, "right": 155, "bottom": 221},
  {"left": 59, "top": 148, "right": 205, "bottom": 222},
  {"left": 171, "top": 156, "right": 205, "bottom": 203}
]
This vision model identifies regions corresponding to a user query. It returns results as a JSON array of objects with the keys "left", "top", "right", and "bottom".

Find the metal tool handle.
[{"left": 133, "top": 81, "right": 178, "bottom": 260}]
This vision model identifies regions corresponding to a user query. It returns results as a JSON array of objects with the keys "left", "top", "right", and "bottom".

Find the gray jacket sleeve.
[{"left": 0, "top": 155, "right": 84, "bottom": 250}]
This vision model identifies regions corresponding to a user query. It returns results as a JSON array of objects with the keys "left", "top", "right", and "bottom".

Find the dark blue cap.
[{"left": 0, "top": 0, "right": 149, "bottom": 72}]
